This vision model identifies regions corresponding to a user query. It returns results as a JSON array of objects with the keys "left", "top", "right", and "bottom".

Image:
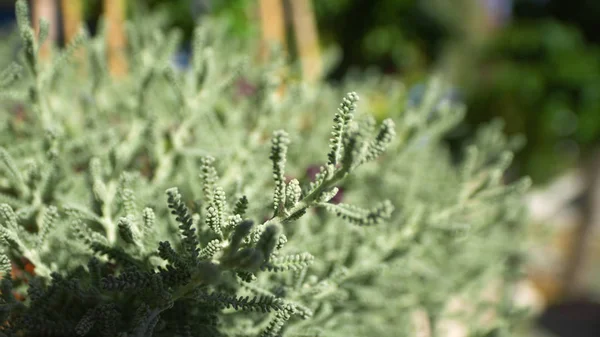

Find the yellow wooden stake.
[
  {"left": 104, "top": 0, "right": 128, "bottom": 77},
  {"left": 61, "top": 0, "right": 82, "bottom": 44},
  {"left": 61, "top": 0, "right": 85, "bottom": 73},
  {"left": 258, "top": 0, "right": 288, "bottom": 97},
  {"left": 288, "top": 0, "right": 321, "bottom": 82},
  {"left": 33, "top": 0, "right": 58, "bottom": 62},
  {"left": 258, "top": 0, "right": 286, "bottom": 61}
]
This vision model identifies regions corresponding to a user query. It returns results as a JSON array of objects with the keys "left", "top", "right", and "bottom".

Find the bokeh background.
[{"left": 2, "top": 0, "right": 600, "bottom": 336}]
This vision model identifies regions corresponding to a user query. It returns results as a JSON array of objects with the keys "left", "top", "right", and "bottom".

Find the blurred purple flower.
[
  {"left": 235, "top": 77, "right": 257, "bottom": 97},
  {"left": 483, "top": 0, "right": 513, "bottom": 28},
  {"left": 330, "top": 188, "right": 344, "bottom": 204},
  {"left": 172, "top": 50, "right": 191, "bottom": 70},
  {"left": 306, "top": 165, "right": 321, "bottom": 181},
  {"left": 407, "top": 83, "right": 463, "bottom": 119}
]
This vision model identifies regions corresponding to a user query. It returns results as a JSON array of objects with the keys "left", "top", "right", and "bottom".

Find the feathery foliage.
[{"left": 0, "top": 2, "right": 532, "bottom": 336}]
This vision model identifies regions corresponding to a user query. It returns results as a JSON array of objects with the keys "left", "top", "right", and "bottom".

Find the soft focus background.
[{"left": 1, "top": 0, "right": 600, "bottom": 336}]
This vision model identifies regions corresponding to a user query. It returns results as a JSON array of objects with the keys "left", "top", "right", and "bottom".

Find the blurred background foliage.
[
  {"left": 2, "top": 0, "right": 599, "bottom": 183},
  {"left": 96, "top": 0, "right": 599, "bottom": 185},
  {"left": 314, "top": 0, "right": 600, "bottom": 184}
]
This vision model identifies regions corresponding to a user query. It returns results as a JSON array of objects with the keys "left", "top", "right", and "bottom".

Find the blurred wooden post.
[
  {"left": 562, "top": 150, "right": 600, "bottom": 297},
  {"left": 61, "top": 0, "right": 82, "bottom": 43},
  {"left": 32, "top": 0, "right": 58, "bottom": 61},
  {"left": 258, "top": 0, "right": 287, "bottom": 97},
  {"left": 61, "top": 0, "right": 84, "bottom": 72},
  {"left": 258, "top": 0, "right": 286, "bottom": 61},
  {"left": 104, "top": 0, "right": 128, "bottom": 77},
  {"left": 288, "top": 0, "right": 321, "bottom": 82}
]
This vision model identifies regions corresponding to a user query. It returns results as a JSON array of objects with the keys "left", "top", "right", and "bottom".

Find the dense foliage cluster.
[{"left": 0, "top": 1, "right": 531, "bottom": 336}]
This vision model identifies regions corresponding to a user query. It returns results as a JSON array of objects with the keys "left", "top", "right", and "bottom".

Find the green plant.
[
  {"left": 466, "top": 19, "right": 600, "bottom": 183},
  {"left": 0, "top": 1, "right": 531, "bottom": 336}
]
